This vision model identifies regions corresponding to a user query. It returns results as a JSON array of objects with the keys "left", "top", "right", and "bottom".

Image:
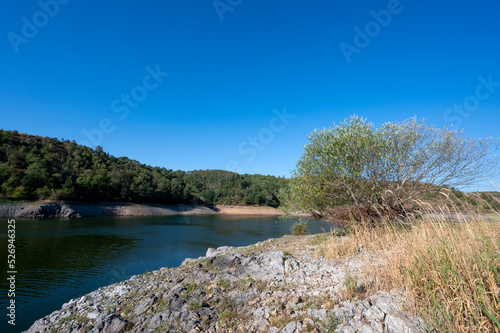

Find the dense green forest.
[{"left": 0, "top": 130, "right": 286, "bottom": 207}]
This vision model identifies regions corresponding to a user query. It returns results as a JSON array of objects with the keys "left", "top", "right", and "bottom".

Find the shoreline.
[
  {"left": 25, "top": 234, "right": 424, "bottom": 333},
  {"left": 0, "top": 201, "right": 286, "bottom": 218}
]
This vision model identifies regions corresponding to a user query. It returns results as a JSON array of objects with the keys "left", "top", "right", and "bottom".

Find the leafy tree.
[
  {"left": 11, "top": 185, "right": 29, "bottom": 199},
  {"left": 280, "top": 116, "right": 500, "bottom": 222}
]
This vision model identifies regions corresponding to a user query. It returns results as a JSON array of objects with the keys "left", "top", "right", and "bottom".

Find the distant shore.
[{"left": 0, "top": 201, "right": 286, "bottom": 218}]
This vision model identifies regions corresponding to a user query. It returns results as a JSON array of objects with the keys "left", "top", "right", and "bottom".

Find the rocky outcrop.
[
  {"left": 0, "top": 203, "right": 81, "bottom": 218},
  {"left": 0, "top": 202, "right": 219, "bottom": 218},
  {"left": 25, "top": 235, "right": 426, "bottom": 333}
]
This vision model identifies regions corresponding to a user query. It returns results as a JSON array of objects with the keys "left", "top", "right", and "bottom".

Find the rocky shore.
[
  {"left": 26, "top": 234, "right": 425, "bottom": 333},
  {"left": 0, "top": 202, "right": 284, "bottom": 218}
]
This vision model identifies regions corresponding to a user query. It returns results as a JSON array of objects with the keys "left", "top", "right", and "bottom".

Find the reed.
[{"left": 321, "top": 205, "right": 500, "bottom": 332}]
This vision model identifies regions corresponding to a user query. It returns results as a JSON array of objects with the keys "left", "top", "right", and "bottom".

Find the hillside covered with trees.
[{"left": 0, "top": 130, "right": 286, "bottom": 207}]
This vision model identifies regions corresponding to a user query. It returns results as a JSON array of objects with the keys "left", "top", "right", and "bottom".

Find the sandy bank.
[{"left": 214, "top": 205, "right": 284, "bottom": 215}]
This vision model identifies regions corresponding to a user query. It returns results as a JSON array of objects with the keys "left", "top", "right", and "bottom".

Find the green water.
[{"left": 0, "top": 215, "right": 334, "bottom": 332}]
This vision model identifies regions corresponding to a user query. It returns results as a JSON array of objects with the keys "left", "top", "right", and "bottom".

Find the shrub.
[
  {"left": 291, "top": 220, "right": 308, "bottom": 236},
  {"left": 280, "top": 115, "right": 499, "bottom": 224}
]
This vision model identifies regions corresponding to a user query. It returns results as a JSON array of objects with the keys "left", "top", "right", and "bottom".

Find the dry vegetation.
[
  {"left": 318, "top": 198, "right": 500, "bottom": 332},
  {"left": 279, "top": 116, "right": 500, "bottom": 331},
  {"left": 421, "top": 189, "right": 500, "bottom": 213}
]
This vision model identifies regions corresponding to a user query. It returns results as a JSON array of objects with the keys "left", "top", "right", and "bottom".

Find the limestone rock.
[{"left": 24, "top": 235, "right": 426, "bottom": 333}]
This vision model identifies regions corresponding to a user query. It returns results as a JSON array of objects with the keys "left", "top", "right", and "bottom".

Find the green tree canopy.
[{"left": 280, "top": 116, "right": 500, "bottom": 220}]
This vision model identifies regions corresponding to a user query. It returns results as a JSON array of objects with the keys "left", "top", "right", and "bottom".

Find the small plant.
[
  {"left": 184, "top": 282, "right": 198, "bottom": 297},
  {"left": 305, "top": 321, "right": 316, "bottom": 332},
  {"left": 158, "top": 298, "right": 168, "bottom": 311},
  {"left": 268, "top": 312, "right": 290, "bottom": 328},
  {"left": 123, "top": 302, "right": 134, "bottom": 317},
  {"left": 321, "top": 314, "right": 341, "bottom": 332},
  {"left": 189, "top": 299, "right": 201, "bottom": 311},
  {"left": 343, "top": 270, "right": 358, "bottom": 294},
  {"left": 217, "top": 279, "right": 231, "bottom": 290},
  {"left": 292, "top": 220, "right": 308, "bottom": 236},
  {"left": 155, "top": 323, "right": 169, "bottom": 332},
  {"left": 124, "top": 321, "right": 134, "bottom": 331},
  {"left": 215, "top": 296, "right": 245, "bottom": 329},
  {"left": 253, "top": 279, "right": 268, "bottom": 292}
]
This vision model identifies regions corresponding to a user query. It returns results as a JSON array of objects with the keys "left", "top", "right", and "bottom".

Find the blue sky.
[{"left": 1, "top": 0, "right": 499, "bottom": 190}]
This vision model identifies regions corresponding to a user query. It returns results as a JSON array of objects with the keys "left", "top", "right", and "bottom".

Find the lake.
[{"left": 0, "top": 215, "right": 334, "bottom": 333}]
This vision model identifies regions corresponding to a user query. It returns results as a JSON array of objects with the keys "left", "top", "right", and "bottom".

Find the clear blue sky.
[{"left": 1, "top": 0, "right": 499, "bottom": 190}]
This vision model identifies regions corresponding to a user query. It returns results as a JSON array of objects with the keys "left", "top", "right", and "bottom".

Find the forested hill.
[{"left": 0, "top": 130, "right": 286, "bottom": 207}]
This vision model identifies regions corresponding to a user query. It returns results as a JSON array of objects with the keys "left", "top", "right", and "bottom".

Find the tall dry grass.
[{"left": 322, "top": 209, "right": 500, "bottom": 332}]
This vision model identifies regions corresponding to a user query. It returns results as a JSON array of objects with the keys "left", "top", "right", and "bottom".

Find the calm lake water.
[{"left": 0, "top": 215, "right": 334, "bottom": 333}]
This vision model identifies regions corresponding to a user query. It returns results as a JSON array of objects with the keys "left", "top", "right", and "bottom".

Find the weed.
[
  {"left": 268, "top": 313, "right": 289, "bottom": 328},
  {"left": 189, "top": 299, "right": 201, "bottom": 311},
  {"left": 217, "top": 279, "right": 231, "bottom": 290},
  {"left": 321, "top": 314, "right": 341, "bottom": 332},
  {"left": 155, "top": 323, "right": 169, "bottom": 332},
  {"left": 184, "top": 282, "right": 198, "bottom": 297},
  {"left": 158, "top": 298, "right": 168, "bottom": 311},
  {"left": 123, "top": 302, "right": 134, "bottom": 317},
  {"left": 124, "top": 321, "right": 134, "bottom": 330},
  {"left": 342, "top": 269, "right": 366, "bottom": 299},
  {"left": 214, "top": 296, "right": 246, "bottom": 329}
]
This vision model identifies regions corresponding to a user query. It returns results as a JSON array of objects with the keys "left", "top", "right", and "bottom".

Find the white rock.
[
  {"left": 206, "top": 246, "right": 234, "bottom": 257},
  {"left": 280, "top": 321, "right": 296, "bottom": 333},
  {"left": 385, "top": 310, "right": 421, "bottom": 333}
]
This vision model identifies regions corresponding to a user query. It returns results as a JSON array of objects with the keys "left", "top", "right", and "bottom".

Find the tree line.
[{"left": 0, "top": 130, "right": 286, "bottom": 207}]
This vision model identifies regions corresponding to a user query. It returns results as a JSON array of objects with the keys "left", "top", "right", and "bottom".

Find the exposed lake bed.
[{"left": 0, "top": 202, "right": 286, "bottom": 218}]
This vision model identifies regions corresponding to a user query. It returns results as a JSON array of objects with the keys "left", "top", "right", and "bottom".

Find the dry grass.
[{"left": 321, "top": 210, "right": 500, "bottom": 332}]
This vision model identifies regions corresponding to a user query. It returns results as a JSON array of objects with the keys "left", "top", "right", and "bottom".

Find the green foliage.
[
  {"left": 450, "top": 187, "right": 464, "bottom": 199},
  {"left": 321, "top": 314, "right": 341, "bottom": 332},
  {"left": 343, "top": 269, "right": 358, "bottom": 294},
  {"left": 478, "top": 192, "right": 500, "bottom": 211},
  {"left": 280, "top": 115, "right": 500, "bottom": 219},
  {"left": 0, "top": 130, "right": 286, "bottom": 206},
  {"left": 280, "top": 115, "right": 386, "bottom": 213},
  {"left": 11, "top": 185, "right": 30, "bottom": 199}
]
